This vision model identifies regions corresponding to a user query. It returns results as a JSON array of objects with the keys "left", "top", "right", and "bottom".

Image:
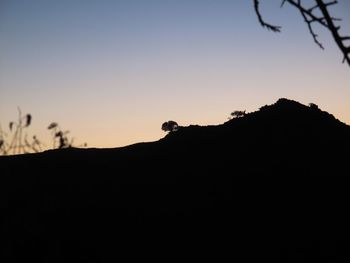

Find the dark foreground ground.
[{"left": 1, "top": 99, "right": 350, "bottom": 262}]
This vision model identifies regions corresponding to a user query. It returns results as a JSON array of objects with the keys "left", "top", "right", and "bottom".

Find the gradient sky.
[{"left": 1, "top": 0, "right": 349, "bottom": 149}]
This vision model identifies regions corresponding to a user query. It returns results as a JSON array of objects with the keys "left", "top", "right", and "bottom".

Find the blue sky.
[{"left": 1, "top": 0, "right": 349, "bottom": 149}]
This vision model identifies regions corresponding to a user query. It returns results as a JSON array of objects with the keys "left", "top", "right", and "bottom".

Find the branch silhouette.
[
  {"left": 254, "top": 0, "right": 350, "bottom": 66},
  {"left": 253, "top": 0, "right": 281, "bottom": 32}
]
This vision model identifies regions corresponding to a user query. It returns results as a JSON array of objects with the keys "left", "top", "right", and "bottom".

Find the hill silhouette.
[{"left": 1, "top": 98, "right": 350, "bottom": 262}]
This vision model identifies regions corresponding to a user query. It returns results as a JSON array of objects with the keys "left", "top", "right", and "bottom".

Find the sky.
[{"left": 1, "top": 0, "right": 349, "bottom": 149}]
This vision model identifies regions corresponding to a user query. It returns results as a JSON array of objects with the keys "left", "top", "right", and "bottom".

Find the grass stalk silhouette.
[
  {"left": 7, "top": 107, "right": 33, "bottom": 155},
  {"left": 0, "top": 108, "right": 86, "bottom": 155}
]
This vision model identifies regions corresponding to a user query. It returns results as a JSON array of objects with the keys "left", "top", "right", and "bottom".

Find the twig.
[
  {"left": 254, "top": 0, "right": 281, "bottom": 32},
  {"left": 299, "top": 5, "right": 324, "bottom": 49}
]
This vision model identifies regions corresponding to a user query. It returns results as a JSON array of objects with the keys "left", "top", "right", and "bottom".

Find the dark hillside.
[{"left": 1, "top": 98, "right": 350, "bottom": 262}]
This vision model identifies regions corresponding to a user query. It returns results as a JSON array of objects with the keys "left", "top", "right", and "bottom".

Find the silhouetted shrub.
[
  {"left": 230, "top": 110, "right": 246, "bottom": 119},
  {"left": 309, "top": 103, "right": 319, "bottom": 110}
]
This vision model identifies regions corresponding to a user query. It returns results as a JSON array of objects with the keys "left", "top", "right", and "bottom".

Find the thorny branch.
[
  {"left": 253, "top": 0, "right": 281, "bottom": 32},
  {"left": 315, "top": 0, "right": 350, "bottom": 65},
  {"left": 298, "top": 2, "right": 325, "bottom": 49},
  {"left": 254, "top": 0, "right": 350, "bottom": 66}
]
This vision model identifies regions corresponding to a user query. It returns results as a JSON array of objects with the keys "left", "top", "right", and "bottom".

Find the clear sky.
[{"left": 1, "top": 0, "right": 349, "bottom": 149}]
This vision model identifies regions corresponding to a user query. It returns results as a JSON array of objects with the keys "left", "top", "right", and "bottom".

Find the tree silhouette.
[
  {"left": 161, "top": 121, "right": 179, "bottom": 132},
  {"left": 254, "top": 0, "right": 350, "bottom": 66}
]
